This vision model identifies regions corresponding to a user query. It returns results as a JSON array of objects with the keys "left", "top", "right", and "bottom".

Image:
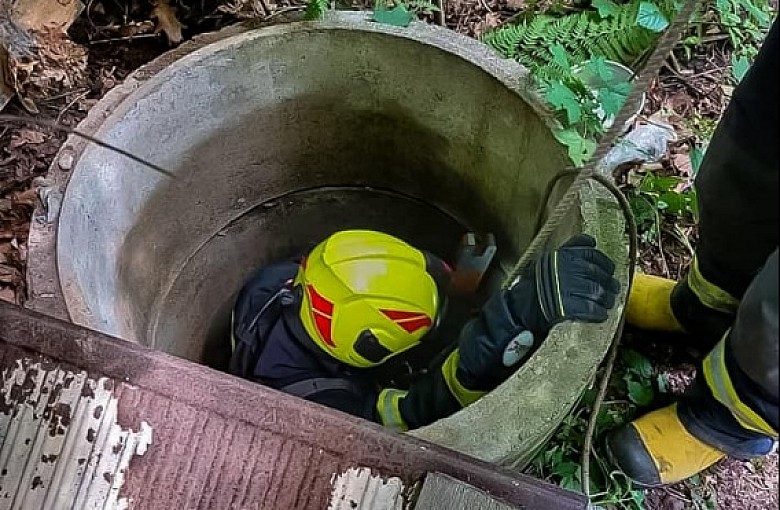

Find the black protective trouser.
[{"left": 674, "top": 19, "right": 779, "bottom": 458}]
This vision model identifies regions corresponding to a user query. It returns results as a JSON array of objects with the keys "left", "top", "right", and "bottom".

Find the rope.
[
  {"left": 579, "top": 173, "right": 637, "bottom": 501},
  {"left": 525, "top": 168, "right": 637, "bottom": 499},
  {"left": 501, "top": 1, "right": 700, "bottom": 499}
]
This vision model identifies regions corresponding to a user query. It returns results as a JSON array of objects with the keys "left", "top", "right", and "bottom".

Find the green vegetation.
[
  {"left": 304, "top": 0, "right": 440, "bottom": 25},
  {"left": 482, "top": 0, "right": 677, "bottom": 165},
  {"left": 628, "top": 171, "right": 699, "bottom": 246},
  {"left": 481, "top": 1, "right": 675, "bottom": 67},
  {"left": 526, "top": 349, "right": 665, "bottom": 509}
]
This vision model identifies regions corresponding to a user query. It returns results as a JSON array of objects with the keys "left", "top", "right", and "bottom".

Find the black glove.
[{"left": 507, "top": 234, "right": 620, "bottom": 336}]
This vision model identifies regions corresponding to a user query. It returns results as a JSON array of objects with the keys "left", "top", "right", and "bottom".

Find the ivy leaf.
[
  {"left": 640, "top": 173, "right": 682, "bottom": 193},
  {"left": 742, "top": 0, "right": 771, "bottom": 27},
  {"left": 372, "top": 4, "right": 414, "bottom": 27},
  {"left": 586, "top": 56, "right": 614, "bottom": 83},
  {"left": 623, "top": 349, "right": 653, "bottom": 378},
  {"left": 627, "top": 379, "right": 655, "bottom": 406},
  {"left": 731, "top": 54, "right": 750, "bottom": 83},
  {"left": 592, "top": 0, "right": 620, "bottom": 18},
  {"left": 597, "top": 87, "right": 626, "bottom": 117},
  {"left": 303, "top": 0, "right": 328, "bottom": 19},
  {"left": 554, "top": 128, "right": 597, "bottom": 167},
  {"left": 550, "top": 44, "right": 570, "bottom": 69},
  {"left": 552, "top": 461, "right": 580, "bottom": 477},
  {"left": 628, "top": 194, "right": 656, "bottom": 228},
  {"left": 546, "top": 82, "right": 581, "bottom": 124},
  {"left": 560, "top": 474, "right": 582, "bottom": 491},
  {"left": 659, "top": 191, "right": 688, "bottom": 214},
  {"left": 637, "top": 2, "right": 669, "bottom": 32},
  {"left": 610, "top": 81, "right": 632, "bottom": 95}
]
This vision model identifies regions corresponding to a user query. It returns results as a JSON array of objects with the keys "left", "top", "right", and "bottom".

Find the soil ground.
[{"left": 0, "top": 2, "right": 776, "bottom": 508}]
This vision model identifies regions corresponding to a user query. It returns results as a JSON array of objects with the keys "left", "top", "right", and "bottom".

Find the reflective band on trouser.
[
  {"left": 553, "top": 251, "right": 565, "bottom": 317},
  {"left": 703, "top": 335, "right": 778, "bottom": 437},
  {"left": 689, "top": 256, "right": 740, "bottom": 314},
  {"left": 442, "top": 350, "right": 487, "bottom": 408},
  {"left": 377, "top": 388, "right": 409, "bottom": 432}
]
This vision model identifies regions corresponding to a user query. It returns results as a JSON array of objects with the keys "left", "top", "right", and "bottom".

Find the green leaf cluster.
[
  {"left": 629, "top": 171, "right": 698, "bottom": 244},
  {"left": 483, "top": 0, "right": 677, "bottom": 70},
  {"left": 482, "top": 0, "right": 678, "bottom": 165},
  {"left": 303, "top": 0, "right": 328, "bottom": 20},
  {"left": 303, "top": 0, "right": 439, "bottom": 23},
  {"left": 527, "top": 346, "right": 669, "bottom": 509},
  {"left": 714, "top": 0, "right": 773, "bottom": 61},
  {"left": 622, "top": 350, "right": 655, "bottom": 406}
]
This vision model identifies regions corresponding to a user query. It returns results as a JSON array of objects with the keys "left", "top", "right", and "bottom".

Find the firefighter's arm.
[
  {"left": 376, "top": 234, "right": 620, "bottom": 430},
  {"left": 374, "top": 290, "right": 521, "bottom": 430}
]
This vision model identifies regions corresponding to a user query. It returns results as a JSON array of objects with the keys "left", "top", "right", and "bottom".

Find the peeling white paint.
[
  {"left": 0, "top": 359, "right": 152, "bottom": 510},
  {"left": 328, "top": 467, "right": 405, "bottom": 510}
]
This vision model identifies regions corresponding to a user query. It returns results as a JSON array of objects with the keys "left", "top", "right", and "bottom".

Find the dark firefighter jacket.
[{"left": 228, "top": 260, "right": 527, "bottom": 431}]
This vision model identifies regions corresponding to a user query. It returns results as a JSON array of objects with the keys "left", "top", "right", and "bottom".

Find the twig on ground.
[
  {"left": 688, "top": 66, "right": 725, "bottom": 79},
  {"left": 264, "top": 5, "right": 305, "bottom": 20},
  {"left": 601, "top": 399, "right": 631, "bottom": 406},
  {"left": 665, "top": 485, "right": 691, "bottom": 501},
  {"left": 668, "top": 223, "right": 695, "bottom": 258},
  {"left": 0, "top": 114, "right": 176, "bottom": 179},
  {"left": 700, "top": 33, "right": 730, "bottom": 44},
  {"left": 89, "top": 33, "right": 161, "bottom": 45},
  {"left": 500, "top": 10, "right": 525, "bottom": 26},
  {"left": 663, "top": 73, "right": 708, "bottom": 97},
  {"left": 56, "top": 90, "right": 90, "bottom": 124},
  {"left": 668, "top": 52, "right": 683, "bottom": 74},
  {"left": 582, "top": 329, "right": 623, "bottom": 498},
  {"left": 257, "top": 0, "right": 273, "bottom": 16},
  {"left": 41, "top": 88, "right": 90, "bottom": 104},
  {"left": 656, "top": 222, "right": 670, "bottom": 278}
]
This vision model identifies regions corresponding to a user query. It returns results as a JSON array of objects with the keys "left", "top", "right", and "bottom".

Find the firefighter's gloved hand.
[{"left": 507, "top": 234, "right": 620, "bottom": 336}]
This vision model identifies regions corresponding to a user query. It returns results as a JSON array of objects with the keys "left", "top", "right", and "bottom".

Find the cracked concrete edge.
[
  {"left": 411, "top": 183, "right": 630, "bottom": 468},
  {"left": 0, "top": 359, "right": 152, "bottom": 510}
]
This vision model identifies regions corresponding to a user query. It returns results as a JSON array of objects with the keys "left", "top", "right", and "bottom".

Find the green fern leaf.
[{"left": 482, "top": 24, "right": 526, "bottom": 58}]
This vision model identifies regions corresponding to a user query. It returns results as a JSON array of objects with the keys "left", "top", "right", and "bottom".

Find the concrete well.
[{"left": 27, "top": 13, "right": 629, "bottom": 467}]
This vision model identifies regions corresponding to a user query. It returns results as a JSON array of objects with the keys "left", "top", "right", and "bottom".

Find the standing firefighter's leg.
[
  {"left": 608, "top": 251, "right": 779, "bottom": 487},
  {"left": 627, "top": 19, "right": 779, "bottom": 346}
]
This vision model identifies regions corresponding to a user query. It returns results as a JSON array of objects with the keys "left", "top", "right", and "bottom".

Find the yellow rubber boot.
[
  {"left": 626, "top": 273, "right": 685, "bottom": 332},
  {"left": 606, "top": 404, "right": 726, "bottom": 487}
]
